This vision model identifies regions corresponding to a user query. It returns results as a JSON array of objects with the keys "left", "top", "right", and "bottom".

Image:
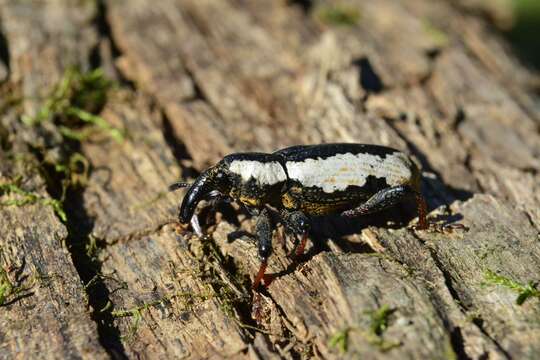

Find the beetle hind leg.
[
  {"left": 342, "top": 185, "right": 415, "bottom": 216},
  {"left": 341, "top": 185, "right": 426, "bottom": 226},
  {"left": 341, "top": 185, "right": 467, "bottom": 233}
]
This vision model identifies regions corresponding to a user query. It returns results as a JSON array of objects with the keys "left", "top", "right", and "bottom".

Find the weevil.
[{"left": 170, "top": 143, "right": 456, "bottom": 290}]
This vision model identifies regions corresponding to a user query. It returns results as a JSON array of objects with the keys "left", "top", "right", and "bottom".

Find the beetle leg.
[
  {"left": 342, "top": 185, "right": 429, "bottom": 228},
  {"left": 342, "top": 185, "right": 414, "bottom": 218},
  {"left": 252, "top": 207, "right": 274, "bottom": 290},
  {"left": 341, "top": 186, "right": 467, "bottom": 233},
  {"left": 413, "top": 192, "right": 428, "bottom": 230},
  {"left": 295, "top": 233, "right": 309, "bottom": 257},
  {"left": 279, "top": 209, "right": 310, "bottom": 257},
  {"left": 410, "top": 192, "right": 468, "bottom": 232}
]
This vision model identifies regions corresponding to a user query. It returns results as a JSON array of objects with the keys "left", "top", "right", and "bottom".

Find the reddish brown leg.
[
  {"left": 415, "top": 192, "right": 428, "bottom": 230},
  {"left": 252, "top": 261, "right": 274, "bottom": 323},
  {"left": 252, "top": 261, "right": 268, "bottom": 290},
  {"left": 295, "top": 233, "right": 308, "bottom": 258},
  {"left": 413, "top": 193, "right": 468, "bottom": 233}
]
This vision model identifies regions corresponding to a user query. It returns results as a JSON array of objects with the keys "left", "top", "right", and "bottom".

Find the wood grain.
[{"left": 1, "top": 0, "right": 539, "bottom": 358}]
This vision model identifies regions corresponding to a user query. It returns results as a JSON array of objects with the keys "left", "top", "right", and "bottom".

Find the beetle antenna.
[{"left": 168, "top": 181, "right": 191, "bottom": 192}]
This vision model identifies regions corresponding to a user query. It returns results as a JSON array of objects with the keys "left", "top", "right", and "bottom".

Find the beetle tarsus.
[
  {"left": 251, "top": 292, "right": 263, "bottom": 323},
  {"left": 412, "top": 221, "right": 469, "bottom": 233},
  {"left": 411, "top": 193, "right": 468, "bottom": 233},
  {"left": 295, "top": 233, "right": 309, "bottom": 258}
]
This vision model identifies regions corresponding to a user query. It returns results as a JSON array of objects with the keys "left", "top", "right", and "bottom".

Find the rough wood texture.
[
  {"left": 0, "top": 1, "right": 106, "bottom": 358},
  {"left": 1, "top": 0, "right": 539, "bottom": 359}
]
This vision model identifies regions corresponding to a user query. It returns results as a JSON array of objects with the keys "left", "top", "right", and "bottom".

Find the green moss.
[
  {"left": 422, "top": 19, "right": 449, "bottom": 48},
  {"left": 506, "top": 0, "right": 540, "bottom": 69},
  {"left": 368, "top": 304, "right": 393, "bottom": 336},
  {"left": 54, "top": 152, "right": 90, "bottom": 190},
  {"left": 443, "top": 336, "right": 458, "bottom": 360},
  {"left": 329, "top": 328, "right": 350, "bottom": 354},
  {"left": 84, "top": 273, "right": 127, "bottom": 293},
  {"left": 315, "top": 3, "right": 360, "bottom": 27},
  {"left": 22, "top": 67, "right": 124, "bottom": 143},
  {"left": 0, "top": 250, "right": 35, "bottom": 306},
  {"left": 483, "top": 269, "right": 539, "bottom": 305},
  {"left": 0, "top": 181, "right": 67, "bottom": 222},
  {"left": 328, "top": 305, "right": 401, "bottom": 354},
  {"left": 364, "top": 304, "right": 401, "bottom": 352},
  {"left": 0, "top": 267, "right": 13, "bottom": 306},
  {"left": 197, "top": 236, "right": 251, "bottom": 319}
]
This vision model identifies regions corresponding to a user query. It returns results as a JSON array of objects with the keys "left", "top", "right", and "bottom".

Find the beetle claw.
[
  {"left": 411, "top": 221, "right": 469, "bottom": 233},
  {"left": 251, "top": 292, "right": 263, "bottom": 323}
]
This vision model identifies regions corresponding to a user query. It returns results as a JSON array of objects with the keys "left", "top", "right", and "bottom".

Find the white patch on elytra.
[
  {"left": 229, "top": 160, "right": 287, "bottom": 186},
  {"left": 285, "top": 152, "right": 413, "bottom": 193}
]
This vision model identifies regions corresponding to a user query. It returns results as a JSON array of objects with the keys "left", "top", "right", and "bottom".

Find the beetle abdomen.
[{"left": 280, "top": 144, "right": 415, "bottom": 194}]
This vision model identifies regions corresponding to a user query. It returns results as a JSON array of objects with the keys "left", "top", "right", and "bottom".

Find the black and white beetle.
[{"left": 170, "top": 143, "right": 437, "bottom": 289}]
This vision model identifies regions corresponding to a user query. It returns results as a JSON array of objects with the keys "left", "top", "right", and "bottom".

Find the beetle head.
[
  {"left": 178, "top": 163, "right": 232, "bottom": 224},
  {"left": 177, "top": 152, "right": 288, "bottom": 224}
]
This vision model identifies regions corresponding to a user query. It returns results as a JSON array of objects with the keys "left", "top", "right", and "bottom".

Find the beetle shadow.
[
  {"left": 264, "top": 207, "right": 409, "bottom": 279},
  {"left": 264, "top": 200, "right": 467, "bottom": 281}
]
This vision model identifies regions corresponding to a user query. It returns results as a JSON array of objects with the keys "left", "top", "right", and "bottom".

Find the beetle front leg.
[{"left": 252, "top": 207, "right": 274, "bottom": 290}]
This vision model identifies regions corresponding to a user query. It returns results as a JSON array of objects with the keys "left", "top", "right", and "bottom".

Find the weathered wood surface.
[
  {"left": 1, "top": 0, "right": 539, "bottom": 359},
  {"left": 0, "top": 1, "right": 106, "bottom": 358}
]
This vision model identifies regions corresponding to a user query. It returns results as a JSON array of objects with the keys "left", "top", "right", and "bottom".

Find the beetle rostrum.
[{"left": 171, "top": 143, "right": 431, "bottom": 290}]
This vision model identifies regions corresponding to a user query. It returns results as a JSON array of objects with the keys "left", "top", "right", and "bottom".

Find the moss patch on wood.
[
  {"left": 315, "top": 3, "right": 360, "bottom": 27},
  {"left": 0, "top": 180, "right": 67, "bottom": 221},
  {"left": 22, "top": 67, "right": 124, "bottom": 143},
  {"left": 0, "top": 250, "right": 35, "bottom": 306},
  {"left": 483, "top": 269, "right": 540, "bottom": 305},
  {"left": 329, "top": 304, "right": 401, "bottom": 354}
]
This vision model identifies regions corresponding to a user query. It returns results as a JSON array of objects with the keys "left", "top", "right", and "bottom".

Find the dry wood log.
[
  {"left": 0, "top": 1, "right": 106, "bottom": 358},
  {"left": 0, "top": 0, "right": 539, "bottom": 359}
]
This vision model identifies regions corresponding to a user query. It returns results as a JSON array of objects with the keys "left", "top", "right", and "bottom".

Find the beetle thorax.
[
  {"left": 223, "top": 154, "right": 288, "bottom": 208},
  {"left": 228, "top": 160, "right": 286, "bottom": 186}
]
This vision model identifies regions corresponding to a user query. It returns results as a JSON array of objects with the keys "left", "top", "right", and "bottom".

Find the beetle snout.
[{"left": 178, "top": 171, "right": 213, "bottom": 224}]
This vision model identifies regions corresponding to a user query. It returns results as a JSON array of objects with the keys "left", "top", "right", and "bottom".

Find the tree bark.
[{"left": 0, "top": 0, "right": 539, "bottom": 359}]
